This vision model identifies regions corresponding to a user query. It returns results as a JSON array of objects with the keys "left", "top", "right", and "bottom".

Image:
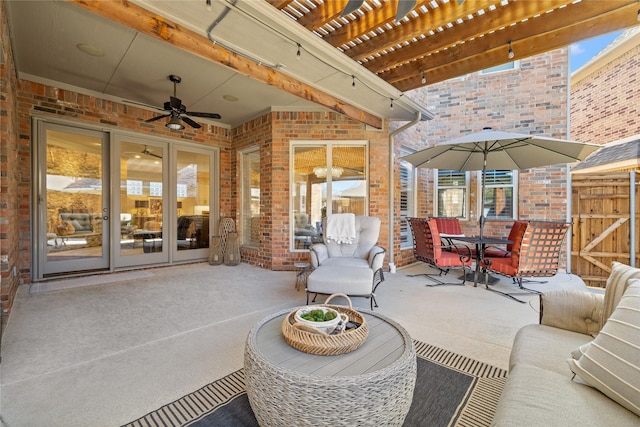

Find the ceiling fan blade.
[
  {"left": 341, "top": 0, "right": 365, "bottom": 17},
  {"left": 396, "top": 0, "right": 417, "bottom": 22},
  {"left": 182, "top": 116, "right": 202, "bottom": 129},
  {"left": 169, "top": 96, "right": 183, "bottom": 110},
  {"left": 187, "top": 111, "right": 221, "bottom": 120},
  {"left": 145, "top": 114, "right": 170, "bottom": 123}
]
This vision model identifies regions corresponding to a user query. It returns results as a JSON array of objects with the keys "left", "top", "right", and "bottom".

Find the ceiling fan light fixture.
[
  {"left": 166, "top": 116, "right": 185, "bottom": 130},
  {"left": 314, "top": 166, "right": 344, "bottom": 179}
]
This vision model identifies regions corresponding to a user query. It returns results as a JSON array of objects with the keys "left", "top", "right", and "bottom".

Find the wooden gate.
[{"left": 571, "top": 172, "right": 639, "bottom": 288}]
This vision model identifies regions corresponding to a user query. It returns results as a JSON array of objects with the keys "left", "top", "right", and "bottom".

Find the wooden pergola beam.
[
  {"left": 68, "top": 0, "right": 383, "bottom": 129},
  {"left": 385, "top": 1, "right": 640, "bottom": 91}
]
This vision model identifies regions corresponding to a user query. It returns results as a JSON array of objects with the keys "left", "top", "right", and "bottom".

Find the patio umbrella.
[{"left": 402, "top": 127, "right": 600, "bottom": 238}]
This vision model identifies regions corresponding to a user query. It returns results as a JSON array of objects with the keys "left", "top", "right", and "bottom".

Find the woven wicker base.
[{"left": 245, "top": 308, "right": 417, "bottom": 427}]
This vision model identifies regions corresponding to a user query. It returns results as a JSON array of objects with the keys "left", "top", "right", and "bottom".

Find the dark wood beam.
[{"left": 68, "top": 0, "right": 383, "bottom": 129}]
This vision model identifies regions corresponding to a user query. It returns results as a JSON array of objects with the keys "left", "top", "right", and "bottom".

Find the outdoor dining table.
[{"left": 451, "top": 235, "right": 513, "bottom": 287}]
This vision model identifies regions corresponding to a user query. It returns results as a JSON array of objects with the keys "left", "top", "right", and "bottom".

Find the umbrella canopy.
[{"left": 402, "top": 128, "right": 601, "bottom": 238}]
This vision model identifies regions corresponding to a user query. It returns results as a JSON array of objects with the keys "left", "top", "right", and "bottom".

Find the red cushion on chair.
[
  {"left": 434, "top": 217, "right": 462, "bottom": 235},
  {"left": 428, "top": 218, "right": 442, "bottom": 260},
  {"left": 438, "top": 251, "right": 473, "bottom": 267},
  {"left": 485, "top": 256, "right": 516, "bottom": 276},
  {"left": 507, "top": 220, "right": 528, "bottom": 252}
]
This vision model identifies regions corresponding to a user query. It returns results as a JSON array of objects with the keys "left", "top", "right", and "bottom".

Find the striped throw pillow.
[
  {"left": 602, "top": 262, "right": 640, "bottom": 327},
  {"left": 568, "top": 280, "right": 640, "bottom": 416}
]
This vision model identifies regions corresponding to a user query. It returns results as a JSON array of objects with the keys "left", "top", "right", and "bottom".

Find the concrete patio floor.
[{"left": 0, "top": 262, "right": 590, "bottom": 427}]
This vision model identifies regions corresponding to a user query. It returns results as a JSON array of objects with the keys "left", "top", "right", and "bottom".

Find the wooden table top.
[{"left": 253, "top": 309, "right": 409, "bottom": 377}]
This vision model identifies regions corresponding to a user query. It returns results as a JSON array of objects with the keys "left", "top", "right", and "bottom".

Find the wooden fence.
[{"left": 571, "top": 172, "right": 639, "bottom": 288}]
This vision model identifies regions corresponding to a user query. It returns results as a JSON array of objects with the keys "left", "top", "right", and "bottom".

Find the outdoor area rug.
[{"left": 123, "top": 340, "right": 507, "bottom": 427}]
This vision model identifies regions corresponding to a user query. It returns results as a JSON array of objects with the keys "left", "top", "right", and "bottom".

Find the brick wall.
[
  {"left": 13, "top": 79, "right": 231, "bottom": 287},
  {"left": 268, "top": 111, "right": 389, "bottom": 271},
  {"left": 571, "top": 41, "right": 640, "bottom": 143},
  {"left": 0, "top": 1, "right": 21, "bottom": 318},
  {"left": 395, "top": 48, "right": 571, "bottom": 267}
]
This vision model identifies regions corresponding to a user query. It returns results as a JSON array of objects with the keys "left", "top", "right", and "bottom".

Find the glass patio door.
[
  {"left": 40, "top": 123, "right": 110, "bottom": 276},
  {"left": 116, "top": 138, "right": 168, "bottom": 267},
  {"left": 173, "top": 148, "right": 213, "bottom": 261}
]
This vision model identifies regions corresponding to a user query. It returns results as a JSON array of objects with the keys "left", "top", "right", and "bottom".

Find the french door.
[
  {"left": 34, "top": 121, "right": 217, "bottom": 279},
  {"left": 38, "top": 122, "right": 110, "bottom": 277}
]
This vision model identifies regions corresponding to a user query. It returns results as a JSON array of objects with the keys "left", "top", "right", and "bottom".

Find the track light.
[
  {"left": 508, "top": 40, "right": 514, "bottom": 59},
  {"left": 296, "top": 43, "right": 301, "bottom": 60},
  {"left": 166, "top": 116, "right": 185, "bottom": 130}
]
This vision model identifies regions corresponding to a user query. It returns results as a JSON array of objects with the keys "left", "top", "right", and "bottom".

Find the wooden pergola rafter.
[{"left": 269, "top": 0, "right": 640, "bottom": 90}]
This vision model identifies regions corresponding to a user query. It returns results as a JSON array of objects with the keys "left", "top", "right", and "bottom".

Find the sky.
[{"left": 569, "top": 31, "right": 623, "bottom": 72}]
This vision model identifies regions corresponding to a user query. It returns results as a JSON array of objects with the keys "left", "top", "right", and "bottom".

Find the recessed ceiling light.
[
  {"left": 76, "top": 43, "right": 104, "bottom": 57},
  {"left": 223, "top": 94, "right": 239, "bottom": 102}
]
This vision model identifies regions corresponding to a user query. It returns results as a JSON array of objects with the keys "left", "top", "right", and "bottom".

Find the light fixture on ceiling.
[
  {"left": 508, "top": 40, "right": 515, "bottom": 59},
  {"left": 352, "top": 75, "right": 356, "bottom": 90},
  {"left": 223, "top": 94, "right": 239, "bottom": 102},
  {"left": 389, "top": 98, "right": 394, "bottom": 110},
  {"left": 637, "top": 9, "right": 640, "bottom": 21},
  {"left": 166, "top": 115, "right": 185, "bottom": 130},
  {"left": 76, "top": 43, "right": 104, "bottom": 57},
  {"left": 314, "top": 166, "right": 344, "bottom": 179},
  {"left": 296, "top": 43, "right": 302, "bottom": 60},
  {"left": 421, "top": 70, "right": 426, "bottom": 85}
]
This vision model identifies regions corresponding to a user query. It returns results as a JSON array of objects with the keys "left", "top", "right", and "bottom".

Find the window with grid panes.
[
  {"left": 436, "top": 170, "right": 468, "bottom": 218},
  {"left": 482, "top": 170, "right": 516, "bottom": 219}
]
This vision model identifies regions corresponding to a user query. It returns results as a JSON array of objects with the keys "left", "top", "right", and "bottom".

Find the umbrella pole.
[{"left": 479, "top": 147, "right": 488, "bottom": 240}]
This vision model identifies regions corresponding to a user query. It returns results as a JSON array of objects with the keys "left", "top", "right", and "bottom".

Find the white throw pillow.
[
  {"left": 602, "top": 262, "right": 640, "bottom": 326},
  {"left": 567, "top": 280, "right": 640, "bottom": 416}
]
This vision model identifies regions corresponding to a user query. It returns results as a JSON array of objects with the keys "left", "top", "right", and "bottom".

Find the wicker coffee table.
[{"left": 244, "top": 308, "right": 416, "bottom": 426}]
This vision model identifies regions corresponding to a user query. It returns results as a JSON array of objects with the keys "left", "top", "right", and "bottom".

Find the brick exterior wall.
[
  {"left": 395, "top": 48, "right": 571, "bottom": 267},
  {"left": 571, "top": 40, "right": 640, "bottom": 143},
  {"left": 0, "top": 39, "right": 572, "bottom": 317},
  {"left": 1, "top": 1, "right": 21, "bottom": 318}
]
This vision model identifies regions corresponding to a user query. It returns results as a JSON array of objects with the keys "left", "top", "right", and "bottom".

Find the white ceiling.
[{"left": 5, "top": 0, "right": 430, "bottom": 129}]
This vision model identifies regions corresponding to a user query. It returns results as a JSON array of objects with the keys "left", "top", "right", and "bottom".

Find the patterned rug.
[{"left": 124, "top": 341, "right": 507, "bottom": 427}]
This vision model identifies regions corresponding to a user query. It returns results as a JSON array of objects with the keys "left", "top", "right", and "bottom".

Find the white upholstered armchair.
[{"left": 307, "top": 215, "right": 386, "bottom": 309}]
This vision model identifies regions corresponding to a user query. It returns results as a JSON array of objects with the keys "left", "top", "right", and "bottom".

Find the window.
[
  {"left": 400, "top": 148, "right": 415, "bottom": 249},
  {"left": 291, "top": 142, "right": 367, "bottom": 250},
  {"left": 480, "top": 61, "right": 519, "bottom": 75},
  {"left": 482, "top": 170, "right": 517, "bottom": 220},
  {"left": 435, "top": 170, "right": 469, "bottom": 218},
  {"left": 241, "top": 147, "right": 260, "bottom": 246}
]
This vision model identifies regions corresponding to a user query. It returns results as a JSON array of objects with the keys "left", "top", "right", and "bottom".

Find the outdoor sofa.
[{"left": 492, "top": 262, "right": 640, "bottom": 425}]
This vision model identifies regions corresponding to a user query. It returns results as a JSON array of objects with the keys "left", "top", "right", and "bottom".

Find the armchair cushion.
[
  {"left": 307, "top": 215, "right": 385, "bottom": 310},
  {"left": 541, "top": 290, "right": 604, "bottom": 336},
  {"left": 59, "top": 213, "right": 93, "bottom": 234},
  {"left": 324, "top": 216, "right": 381, "bottom": 259}
]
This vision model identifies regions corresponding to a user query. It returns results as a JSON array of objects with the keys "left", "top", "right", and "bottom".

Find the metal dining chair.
[
  {"left": 481, "top": 221, "right": 570, "bottom": 303},
  {"left": 407, "top": 217, "right": 473, "bottom": 286}
]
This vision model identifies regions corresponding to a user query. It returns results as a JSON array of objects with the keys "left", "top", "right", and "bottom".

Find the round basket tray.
[{"left": 282, "top": 293, "right": 369, "bottom": 355}]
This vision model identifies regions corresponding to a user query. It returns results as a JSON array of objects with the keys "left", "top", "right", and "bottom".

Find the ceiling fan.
[
  {"left": 146, "top": 75, "right": 221, "bottom": 130},
  {"left": 141, "top": 145, "right": 162, "bottom": 159}
]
